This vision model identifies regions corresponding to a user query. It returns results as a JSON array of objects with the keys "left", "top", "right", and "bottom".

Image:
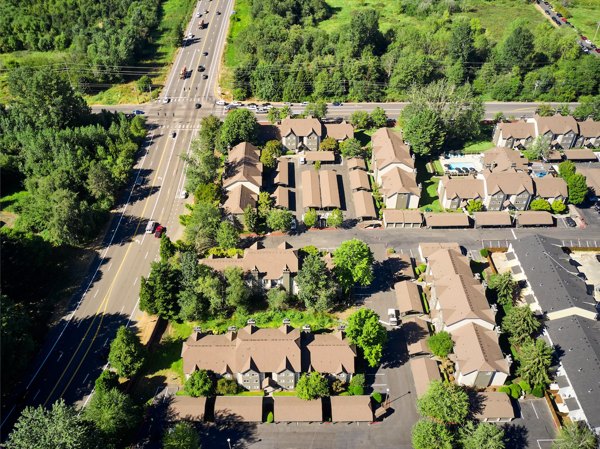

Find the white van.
[
  {"left": 145, "top": 220, "right": 156, "bottom": 234},
  {"left": 216, "top": 100, "right": 226, "bottom": 106}
]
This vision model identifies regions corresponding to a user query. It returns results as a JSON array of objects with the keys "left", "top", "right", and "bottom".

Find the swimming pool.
[{"left": 447, "top": 163, "right": 475, "bottom": 170}]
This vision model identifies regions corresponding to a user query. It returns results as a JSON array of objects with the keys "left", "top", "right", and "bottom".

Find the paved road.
[
  {"left": 93, "top": 101, "right": 581, "bottom": 121},
  {"left": 0, "top": 0, "right": 233, "bottom": 437}
]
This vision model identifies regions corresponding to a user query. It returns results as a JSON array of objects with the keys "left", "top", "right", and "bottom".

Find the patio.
[{"left": 439, "top": 154, "right": 483, "bottom": 175}]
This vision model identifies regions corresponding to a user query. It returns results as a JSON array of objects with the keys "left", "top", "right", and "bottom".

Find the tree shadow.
[
  {"left": 502, "top": 423, "right": 529, "bottom": 449},
  {"left": 202, "top": 412, "right": 259, "bottom": 449},
  {"left": 378, "top": 328, "right": 408, "bottom": 369},
  {"left": 401, "top": 320, "right": 429, "bottom": 350}
]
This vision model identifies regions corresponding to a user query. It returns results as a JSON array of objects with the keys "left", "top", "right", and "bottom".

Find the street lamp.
[
  {"left": 386, "top": 388, "right": 390, "bottom": 408},
  {"left": 227, "top": 438, "right": 232, "bottom": 449}
]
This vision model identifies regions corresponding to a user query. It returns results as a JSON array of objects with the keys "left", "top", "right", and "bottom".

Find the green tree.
[
  {"left": 320, "top": 136, "right": 338, "bottom": 152},
  {"left": 216, "top": 221, "right": 240, "bottom": 250},
  {"left": 8, "top": 67, "right": 90, "bottom": 129},
  {"left": 216, "top": 378, "right": 240, "bottom": 395},
  {"left": 558, "top": 161, "right": 576, "bottom": 181},
  {"left": 426, "top": 331, "right": 454, "bottom": 358},
  {"left": 416, "top": 380, "right": 469, "bottom": 425},
  {"left": 139, "top": 260, "right": 181, "bottom": 319},
  {"left": 260, "top": 140, "right": 283, "bottom": 169},
  {"left": 552, "top": 423, "right": 598, "bottom": 449},
  {"left": 517, "top": 338, "right": 553, "bottom": 388},
  {"left": 339, "top": 138, "right": 363, "bottom": 158},
  {"left": 572, "top": 95, "right": 600, "bottom": 121},
  {"left": 466, "top": 199, "right": 484, "bottom": 214},
  {"left": 369, "top": 107, "right": 388, "bottom": 128},
  {"left": 6, "top": 400, "right": 96, "bottom": 449},
  {"left": 502, "top": 306, "right": 540, "bottom": 346},
  {"left": 349, "top": 110, "right": 371, "bottom": 129},
  {"left": 296, "top": 372, "right": 330, "bottom": 400},
  {"left": 1, "top": 296, "right": 34, "bottom": 387},
  {"left": 219, "top": 108, "right": 258, "bottom": 150},
  {"left": 163, "top": 422, "right": 201, "bottom": 449},
  {"left": 551, "top": 200, "right": 566, "bottom": 214},
  {"left": 348, "top": 373, "right": 365, "bottom": 395},
  {"left": 411, "top": 418, "right": 454, "bottom": 449},
  {"left": 346, "top": 308, "right": 387, "bottom": 367},
  {"left": 501, "top": 25, "right": 535, "bottom": 71},
  {"left": 296, "top": 253, "right": 337, "bottom": 312},
  {"left": 401, "top": 106, "right": 445, "bottom": 156},
  {"left": 243, "top": 205, "right": 258, "bottom": 232},
  {"left": 487, "top": 272, "right": 516, "bottom": 307},
  {"left": 224, "top": 266, "right": 250, "bottom": 312},
  {"left": 327, "top": 209, "right": 343, "bottom": 228},
  {"left": 333, "top": 239, "right": 374, "bottom": 292},
  {"left": 266, "top": 288, "right": 290, "bottom": 310},
  {"left": 94, "top": 370, "right": 119, "bottom": 394},
  {"left": 136, "top": 75, "right": 152, "bottom": 92},
  {"left": 530, "top": 198, "right": 552, "bottom": 212},
  {"left": 459, "top": 421, "right": 505, "bottom": 449},
  {"left": 198, "top": 115, "right": 223, "bottom": 153},
  {"left": 183, "top": 201, "right": 221, "bottom": 255},
  {"left": 184, "top": 136, "right": 220, "bottom": 193},
  {"left": 304, "top": 100, "right": 328, "bottom": 119},
  {"left": 185, "top": 370, "right": 214, "bottom": 397},
  {"left": 303, "top": 208, "right": 318, "bottom": 228},
  {"left": 257, "top": 191, "right": 273, "bottom": 218},
  {"left": 160, "top": 235, "right": 176, "bottom": 261},
  {"left": 84, "top": 388, "right": 140, "bottom": 442},
  {"left": 522, "top": 136, "right": 551, "bottom": 161},
  {"left": 108, "top": 326, "right": 145, "bottom": 378},
  {"left": 266, "top": 208, "right": 293, "bottom": 232},
  {"left": 567, "top": 173, "right": 588, "bottom": 205}
]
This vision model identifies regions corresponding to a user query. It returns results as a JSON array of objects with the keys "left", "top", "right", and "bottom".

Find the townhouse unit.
[
  {"left": 222, "top": 142, "right": 263, "bottom": 217},
  {"left": 182, "top": 324, "right": 356, "bottom": 391},
  {"left": 438, "top": 170, "right": 566, "bottom": 211},
  {"left": 277, "top": 118, "right": 354, "bottom": 152},
  {"left": 425, "top": 248, "right": 510, "bottom": 388},
  {"left": 493, "top": 114, "right": 600, "bottom": 150},
  {"left": 201, "top": 242, "right": 299, "bottom": 293},
  {"left": 371, "top": 128, "right": 420, "bottom": 209},
  {"left": 482, "top": 147, "right": 529, "bottom": 172},
  {"left": 508, "top": 236, "right": 600, "bottom": 432}
]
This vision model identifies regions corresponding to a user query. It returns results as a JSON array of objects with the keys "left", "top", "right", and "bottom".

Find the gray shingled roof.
[
  {"left": 545, "top": 316, "right": 600, "bottom": 430},
  {"left": 510, "top": 235, "right": 595, "bottom": 315}
]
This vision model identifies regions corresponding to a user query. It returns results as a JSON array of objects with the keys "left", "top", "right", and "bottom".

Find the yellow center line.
[{"left": 43, "top": 130, "right": 172, "bottom": 406}]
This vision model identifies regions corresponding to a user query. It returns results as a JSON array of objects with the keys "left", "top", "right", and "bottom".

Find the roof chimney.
[
  {"left": 302, "top": 324, "right": 311, "bottom": 333},
  {"left": 247, "top": 319, "right": 256, "bottom": 325},
  {"left": 283, "top": 318, "right": 291, "bottom": 325}
]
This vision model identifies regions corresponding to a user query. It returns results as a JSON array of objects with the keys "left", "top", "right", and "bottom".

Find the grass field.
[
  {"left": 555, "top": 0, "right": 600, "bottom": 41},
  {"left": 220, "top": 0, "right": 252, "bottom": 96},
  {"left": 317, "top": 0, "right": 546, "bottom": 41},
  {"left": 462, "top": 140, "right": 496, "bottom": 154},
  {"left": 418, "top": 177, "right": 444, "bottom": 212}
]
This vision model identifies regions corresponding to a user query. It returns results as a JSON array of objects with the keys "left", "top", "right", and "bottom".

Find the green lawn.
[
  {"left": 462, "top": 141, "right": 496, "bottom": 154},
  {"left": 220, "top": 0, "right": 252, "bottom": 95},
  {"left": 272, "top": 391, "right": 297, "bottom": 397},
  {"left": 0, "top": 190, "right": 28, "bottom": 213},
  {"left": 418, "top": 177, "right": 444, "bottom": 212}
]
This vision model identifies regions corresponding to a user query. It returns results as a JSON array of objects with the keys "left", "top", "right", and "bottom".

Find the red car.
[
  {"left": 561, "top": 17, "right": 567, "bottom": 22},
  {"left": 154, "top": 225, "right": 165, "bottom": 238}
]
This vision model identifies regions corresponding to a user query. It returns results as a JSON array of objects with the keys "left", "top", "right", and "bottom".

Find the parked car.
[
  {"left": 290, "top": 217, "right": 297, "bottom": 231},
  {"left": 332, "top": 101, "right": 342, "bottom": 106},
  {"left": 216, "top": 100, "right": 227, "bottom": 106},
  {"left": 133, "top": 110, "right": 144, "bottom": 115},
  {"left": 198, "top": 65, "right": 205, "bottom": 72},
  {"left": 388, "top": 309, "right": 399, "bottom": 326},
  {"left": 162, "top": 97, "right": 170, "bottom": 104},
  {"left": 154, "top": 225, "right": 166, "bottom": 238},
  {"left": 544, "top": 9, "right": 551, "bottom": 15},
  {"left": 565, "top": 217, "right": 577, "bottom": 227}
]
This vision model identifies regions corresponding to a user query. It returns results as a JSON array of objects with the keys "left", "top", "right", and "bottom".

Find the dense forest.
[
  {"left": 0, "top": 68, "right": 146, "bottom": 391},
  {"left": 230, "top": 0, "right": 600, "bottom": 102},
  {"left": 0, "top": 0, "right": 163, "bottom": 83}
]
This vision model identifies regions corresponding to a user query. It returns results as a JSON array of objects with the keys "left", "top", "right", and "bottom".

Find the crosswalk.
[
  {"left": 156, "top": 123, "right": 201, "bottom": 130},
  {"left": 153, "top": 97, "right": 211, "bottom": 103}
]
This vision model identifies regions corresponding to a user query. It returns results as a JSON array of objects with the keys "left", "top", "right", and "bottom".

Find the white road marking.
[
  {"left": 145, "top": 251, "right": 149, "bottom": 260},
  {"left": 126, "top": 297, "right": 141, "bottom": 327},
  {"left": 32, "top": 390, "right": 41, "bottom": 401},
  {"left": 94, "top": 290, "right": 99, "bottom": 298},
  {"left": 121, "top": 305, "right": 125, "bottom": 313},
  {"left": 107, "top": 263, "right": 112, "bottom": 272},
  {"left": 56, "top": 352, "right": 63, "bottom": 362},
  {"left": 82, "top": 373, "right": 89, "bottom": 384},
  {"left": 511, "top": 228, "right": 517, "bottom": 239},
  {"left": 531, "top": 401, "right": 540, "bottom": 419},
  {"left": 133, "top": 277, "right": 138, "bottom": 286},
  {"left": 103, "top": 337, "right": 110, "bottom": 347}
]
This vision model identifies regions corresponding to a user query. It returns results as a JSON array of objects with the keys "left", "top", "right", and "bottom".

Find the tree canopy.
[
  {"left": 83, "top": 388, "right": 140, "bottom": 443},
  {"left": 346, "top": 308, "right": 387, "bottom": 367},
  {"left": 219, "top": 109, "right": 258, "bottom": 150},
  {"left": 296, "top": 253, "right": 337, "bottom": 312},
  {"left": 416, "top": 380, "right": 469, "bottom": 425},
  {"left": 459, "top": 421, "right": 505, "bottom": 449},
  {"left": 296, "top": 372, "right": 330, "bottom": 400},
  {"left": 501, "top": 306, "right": 540, "bottom": 345},
  {"left": 516, "top": 338, "right": 553, "bottom": 388},
  {"left": 163, "top": 422, "right": 201, "bottom": 449},
  {"left": 426, "top": 331, "right": 454, "bottom": 358},
  {"left": 108, "top": 326, "right": 146, "bottom": 379},
  {"left": 411, "top": 418, "right": 454, "bottom": 449},
  {"left": 185, "top": 370, "right": 215, "bottom": 397},
  {"left": 552, "top": 423, "right": 598, "bottom": 449},
  {"left": 333, "top": 239, "right": 374, "bottom": 292}
]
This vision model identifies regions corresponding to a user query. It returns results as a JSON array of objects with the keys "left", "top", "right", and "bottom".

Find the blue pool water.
[
  {"left": 534, "top": 171, "right": 547, "bottom": 178},
  {"left": 447, "top": 163, "right": 475, "bottom": 170}
]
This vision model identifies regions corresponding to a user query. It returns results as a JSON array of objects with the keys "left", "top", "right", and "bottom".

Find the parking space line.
[{"left": 531, "top": 401, "right": 540, "bottom": 419}]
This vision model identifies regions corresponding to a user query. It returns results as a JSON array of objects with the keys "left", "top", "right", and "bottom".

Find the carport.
[
  {"left": 474, "top": 211, "right": 513, "bottom": 228},
  {"left": 330, "top": 396, "right": 373, "bottom": 422},
  {"left": 353, "top": 190, "right": 377, "bottom": 220},
  {"left": 169, "top": 396, "right": 207, "bottom": 421},
  {"left": 395, "top": 281, "right": 423, "bottom": 317},
  {"left": 474, "top": 392, "right": 515, "bottom": 422},
  {"left": 383, "top": 209, "right": 423, "bottom": 228},
  {"left": 424, "top": 213, "right": 471, "bottom": 229},
  {"left": 409, "top": 357, "right": 441, "bottom": 398},
  {"left": 274, "top": 396, "right": 323, "bottom": 422},
  {"left": 516, "top": 211, "right": 554, "bottom": 227},
  {"left": 214, "top": 396, "right": 264, "bottom": 422}
]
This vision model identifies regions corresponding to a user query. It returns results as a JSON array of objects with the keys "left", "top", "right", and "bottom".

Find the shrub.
[
  {"left": 266, "top": 411, "right": 274, "bottom": 423},
  {"left": 551, "top": 200, "right": 567, "bottom": 214},
  {"left": 509, "top": 383, "right": 522, "bottom": 399},
  {"left": 349, "top": 374, "right": 365, "bottom": 389},
  {"left": 519, "top": 380, "right": 532, "bottom": 394},
  {"left": 532, "top": 385, "right": 544, "bottom": 398},
  {"left": 185, "top": 369, "right": 214, "bottom": 397},
  {"left": 331, "top": 379, "right": 346, "bottom": 394},
  {"left": 415, "top": 263, "right": 427, "bottom": 275},
  {"left": 498, "top": 385, "right": 511, "bottom": 395},
  {"left": 530, "top": 198, "right": 551, "bottom": 212},
  {"left": 349, "top": 385, "right": 364, "bottom": 396},
  {"left": 216, "top": 378, "right": 240, "bottom": 395},
  {"left": 371, "top": 392, "right": 383, "bottom": 403},
  {"left": 480, "top": 248, "right": 489, "bottom": 258}
]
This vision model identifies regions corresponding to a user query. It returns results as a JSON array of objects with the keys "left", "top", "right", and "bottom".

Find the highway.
[
  {"left": 94, "top": 101, "right": 581, "bottom": 121},
  {"left": 0, "top": 0, "right": 233, "bottom": 436}
]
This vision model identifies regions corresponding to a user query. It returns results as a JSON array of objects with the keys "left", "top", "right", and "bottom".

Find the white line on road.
[
  {"left": 511, "top": 228, "right": 517, "bottom": 240},
  {"left": 126, "top": 297, "right": 141, "bottom": 327},
  {"left": 121, "top": 305, "right": 125, "bottom": 313},
  {"left": 103, "top": 337, "right": 110, "bottom": 347},
  {"left": 133, "top": 277, "right": 138, "bottom": 286},
  {"left": 82, "top": 373, "right": 89, "bottom": 384},
  {"left": 107, "top": 262, "right": 112, "bottom": 272},
  {"left": 94, "top": 290, "right": 99, "bottom": 298},
  {"left": 32, "top": 390, "right": 41, "bottom": 401},
  {"left": 531, "top": 401, "right": 540, "bottom": 419},
  {"left": 145, "top": 251, "right": 149, "bottom": 260},
  {"left": 372, "top": 383, "right": 388, "bottom": 387},
  {"left": 56, "top": 352, "right": 63, "bottom": 362}
]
